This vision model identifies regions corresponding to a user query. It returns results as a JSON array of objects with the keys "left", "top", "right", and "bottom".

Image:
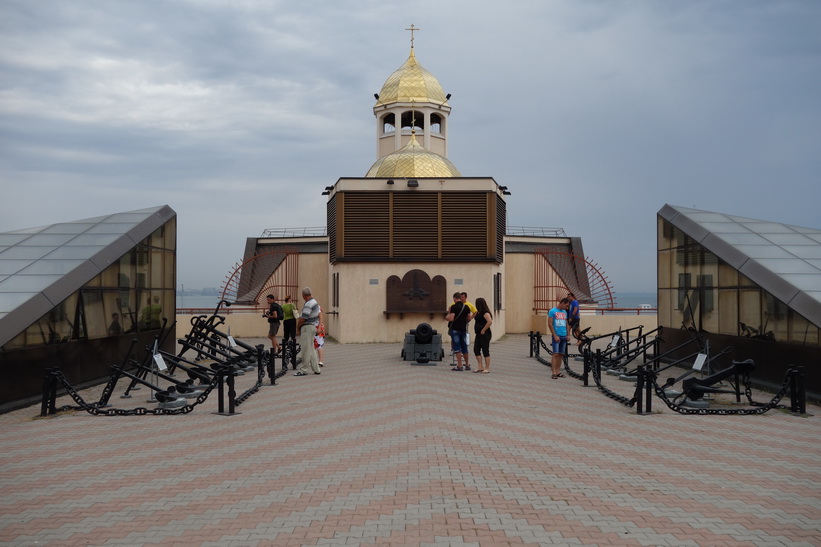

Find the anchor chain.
[
  {"left": 649, "top": 368, "right": 793, "bottom": 415},
  {"left": 589, "top": 353, "right": 635, "bottom": 406},
  {"left": 49, "top": 368, "right": 220, "bottom": 416}
]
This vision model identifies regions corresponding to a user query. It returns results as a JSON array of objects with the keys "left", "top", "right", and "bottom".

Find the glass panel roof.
[
  {"left": 16, "top": 234, "right": 77, "bottom": 246},
  {"left": 44, "top": 246, "right": 104, "bottom": 259},
  {"left": 783, "top": 246, "right": 821, "bottom": 258},
  {"left": 0, "top": 260, "right": 35, "bottom": 275},
  {"left": 0, "top": 292, "right": 39, "bottom": 313},
  {"left": 40, "top": 223, "right": 97, "bottom": 234},
  {"left": 713, "top": 233, "right": 770, "bottom": 245},
  {"left": 739, "top": 222, "right": 795, "bottom": 234},
  {"left": 763, "top": 233, "right": 817, "bottom": 246},
  {"left": 755, "top": 258, "right": 819, "bottom": 275},
  {"left": 0, "top": 246, "right": 54, "bottom": 259},
  {"left": 19, "top": 260, "right": 87, "bottom": 275},
  {"left": 733, "top": 245, "right": 795, "bottom": 260},
  {"left": 86, "top": 223, "right": 142, "bottom": 234},
  {"left": 0, "top": 274, "right": 66, "bottom": 291},
  {"left": 659, "top": 205, "right": 821, "bottom": 326},
  {"left": 0, "top": 234, "right": 33, "bottom": 246},
  {"left": 699, "top": 222, "right": 751, "bottom": 234},
  {"left": 65, "top": 233, "right": 122, "bottom": 246}
]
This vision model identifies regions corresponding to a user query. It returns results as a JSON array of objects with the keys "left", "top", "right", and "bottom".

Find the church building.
[{"left": 231, "top": 33, "right": 593, "bottom": 343}]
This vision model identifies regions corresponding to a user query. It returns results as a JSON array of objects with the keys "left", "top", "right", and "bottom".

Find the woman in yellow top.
[{"left": 281, "top": 295, "right": 299, "bottom": 346}]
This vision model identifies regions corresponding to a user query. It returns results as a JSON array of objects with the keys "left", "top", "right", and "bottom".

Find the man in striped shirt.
[{"left": 295, "top": 287, "right": 322, "bottom": 376}]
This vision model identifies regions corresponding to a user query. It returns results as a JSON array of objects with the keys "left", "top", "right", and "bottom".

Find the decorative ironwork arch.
[
  {"left": 534, "top": 249, "right": 616, "bottom": 312},
  {"left": 220, "top": 247, "right": 299, "bottom": 306}
]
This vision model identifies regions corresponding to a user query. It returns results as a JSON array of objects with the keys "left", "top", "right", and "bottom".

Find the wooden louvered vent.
[
  {"left": 392, "top": 193, "right": 439, "bottom": 257},
  {"left": 496, "top": 195, "right": 506, "bottom": 263},
  {"left": 441, "top": 193, "right": 489, "bottom": 259},
  {"left": 327, "top": 195, "right": 337, "bottom": 262},
  {"left": 340, "top": 193, "right": 390, "bottom": 258},
  {"left": 331, "top": 191, "right": 501, "bottom": 263}
]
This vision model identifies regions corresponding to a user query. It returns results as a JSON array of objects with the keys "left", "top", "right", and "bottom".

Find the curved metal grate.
[
  {"left": 534, "top": 249, "right": 616, "bottom": 312},
  {"left": 220, "top": 247, "right": 299, "bottom": 306}
]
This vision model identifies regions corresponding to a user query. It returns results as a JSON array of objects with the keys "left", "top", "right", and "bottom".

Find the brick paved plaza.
[{"left": 1, "top": 335, "right": 819, "bottom": 546}]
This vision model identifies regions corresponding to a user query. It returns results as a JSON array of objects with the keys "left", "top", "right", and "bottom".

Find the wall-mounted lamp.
[
  {"left": 499, "top": 185, "right": 512, "bottom": 195},
  {"left": 386, "top": 179, "right": 394, "bottom": 185},
  {"left": 407, "top": 179, "right": 419, "bottom": 188},
  {"left": 322, "top": 185, "right": 333, "bottom": 195},
  {"left": 374, "top": 93, "right": 380, "bottom": 100},
  {"left": 446, "top": 93, "right": 451, "bottom": 100}
]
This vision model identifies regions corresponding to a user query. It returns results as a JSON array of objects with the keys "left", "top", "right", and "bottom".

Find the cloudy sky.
[{"left": 1, "top": 0, "right": 819, "bottom": 297}]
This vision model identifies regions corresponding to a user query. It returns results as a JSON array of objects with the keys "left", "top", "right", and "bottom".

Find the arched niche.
[{"left": 385, "top": 269, "right": 447, "bottom": 317}]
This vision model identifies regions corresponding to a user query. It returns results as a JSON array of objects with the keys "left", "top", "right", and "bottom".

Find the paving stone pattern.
[{"left": 1, "top": 335, "right": 819, "bottom": 546}]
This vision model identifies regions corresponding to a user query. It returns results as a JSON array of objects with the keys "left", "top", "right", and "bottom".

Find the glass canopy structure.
[
  {"left": 658, "top": 204, "right": 821, "bottom": 339},
  {"left": 657, "top": 204, "right": 820, "bottom": 397},
  {"left": 0, "top": 205, "right": 176, "bottom": 411}
]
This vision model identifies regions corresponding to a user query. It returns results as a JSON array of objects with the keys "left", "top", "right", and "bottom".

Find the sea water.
[
  {"left": 613, "top": 292, "right": 657, "bottom": 309},
  {"left": 176, "top": 292, "right": 658, "bottom": 312}
]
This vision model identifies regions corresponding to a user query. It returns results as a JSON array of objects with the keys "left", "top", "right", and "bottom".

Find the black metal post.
[
  {"left": 582, "top": 352, "right": 590, "bottom": 387},
  {"left": 790, "top": 366, "right": 807, "bottom": 415},
  {"left": 216, "top": 367, "right": 225, "bottom": 414},
  {"left": 734, "top": 370, "right": 742, "bottom": 404},
  {"left": 595, "top": 348, "right": 602, "bottom": 382},
  {"left": 635, "top": 366, "right": 646, "bottom": 415},
  {"left": 40, "top": 368, "right": 58, "bottom": 417},
  {"left": 279, "top": 340, "right": 286, "bottom": 374},
  {"left": 644, "top": 368, "right": 653, "bottom": 414},
  {"left": 214, "top": 365, "right": 241, "bottom": 416},
  {"left": 797, "top": 366, "right": 807, "bottom": 415},
  {"left": 226, "top": 368, "right": 237, "bottom": 414}
]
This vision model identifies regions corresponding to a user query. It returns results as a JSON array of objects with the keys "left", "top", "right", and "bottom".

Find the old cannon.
[{"left": 401, "top": 323, "right": 444, "bottom": 364}]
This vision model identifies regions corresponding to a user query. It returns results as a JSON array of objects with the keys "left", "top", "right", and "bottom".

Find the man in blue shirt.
[
  {"left": 567, "top": 292, "right": 581, "bottom": 345},
  {"left": 548, "top": 298, "right": 570, "bottom": 379}
]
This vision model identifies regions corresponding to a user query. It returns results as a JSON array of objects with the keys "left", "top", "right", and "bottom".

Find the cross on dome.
[{"left": 405, "top": 24, "right": 420, "bottom": 48}]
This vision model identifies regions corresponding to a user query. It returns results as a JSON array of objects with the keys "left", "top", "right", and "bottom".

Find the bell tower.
[{"left": 372, "top": 25, "right": 451, "bottom": 160}]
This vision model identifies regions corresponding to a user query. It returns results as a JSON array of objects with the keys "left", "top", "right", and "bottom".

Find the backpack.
[{"left": 273, "top": 303, "right": 284, "bottom": 321}]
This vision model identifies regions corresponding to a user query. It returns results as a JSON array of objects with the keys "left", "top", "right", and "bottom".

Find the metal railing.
[
  {"left": 260, "top": 227, "right": 327, "bottom": 238},
  {"left": 506, "top": 226, "right": 567, "bottom": 237},
  {"left": 260, "top": 226, "right": 569, "bottom": 239}
]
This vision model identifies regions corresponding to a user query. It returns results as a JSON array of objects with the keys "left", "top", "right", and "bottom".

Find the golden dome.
[
  {"left": 376, "top": 49, "right": 449, "bottom": 105},
  {"left": 365, "top": 134, "right": 462, "bottom": 178}
]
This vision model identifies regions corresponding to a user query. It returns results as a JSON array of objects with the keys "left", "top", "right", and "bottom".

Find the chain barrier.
[
  {"left": 531, "top": 332, "right": 584, "bottom": 379},
  {"left": 47, "top": 367, "right": 220, "bottom": 416},
  {"left": 649, "top": 367, "right": 794, "bottom": 415},
  {"left": 235, "top": 346, "right": 266, "bottom": 406},
  {"left": 527, "top": 332, "right": 804, "bottom": 415},
  {"left": 39, "top": 310, "right": 313, "bottom": 417},
  {"left": 588, "top": 348, "right": 635, "bottom": 406}
]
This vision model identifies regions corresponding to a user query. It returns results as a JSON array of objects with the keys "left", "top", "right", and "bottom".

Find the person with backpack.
[{"left": 263, "top": 294, "right": 284, "bottom": 355}]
